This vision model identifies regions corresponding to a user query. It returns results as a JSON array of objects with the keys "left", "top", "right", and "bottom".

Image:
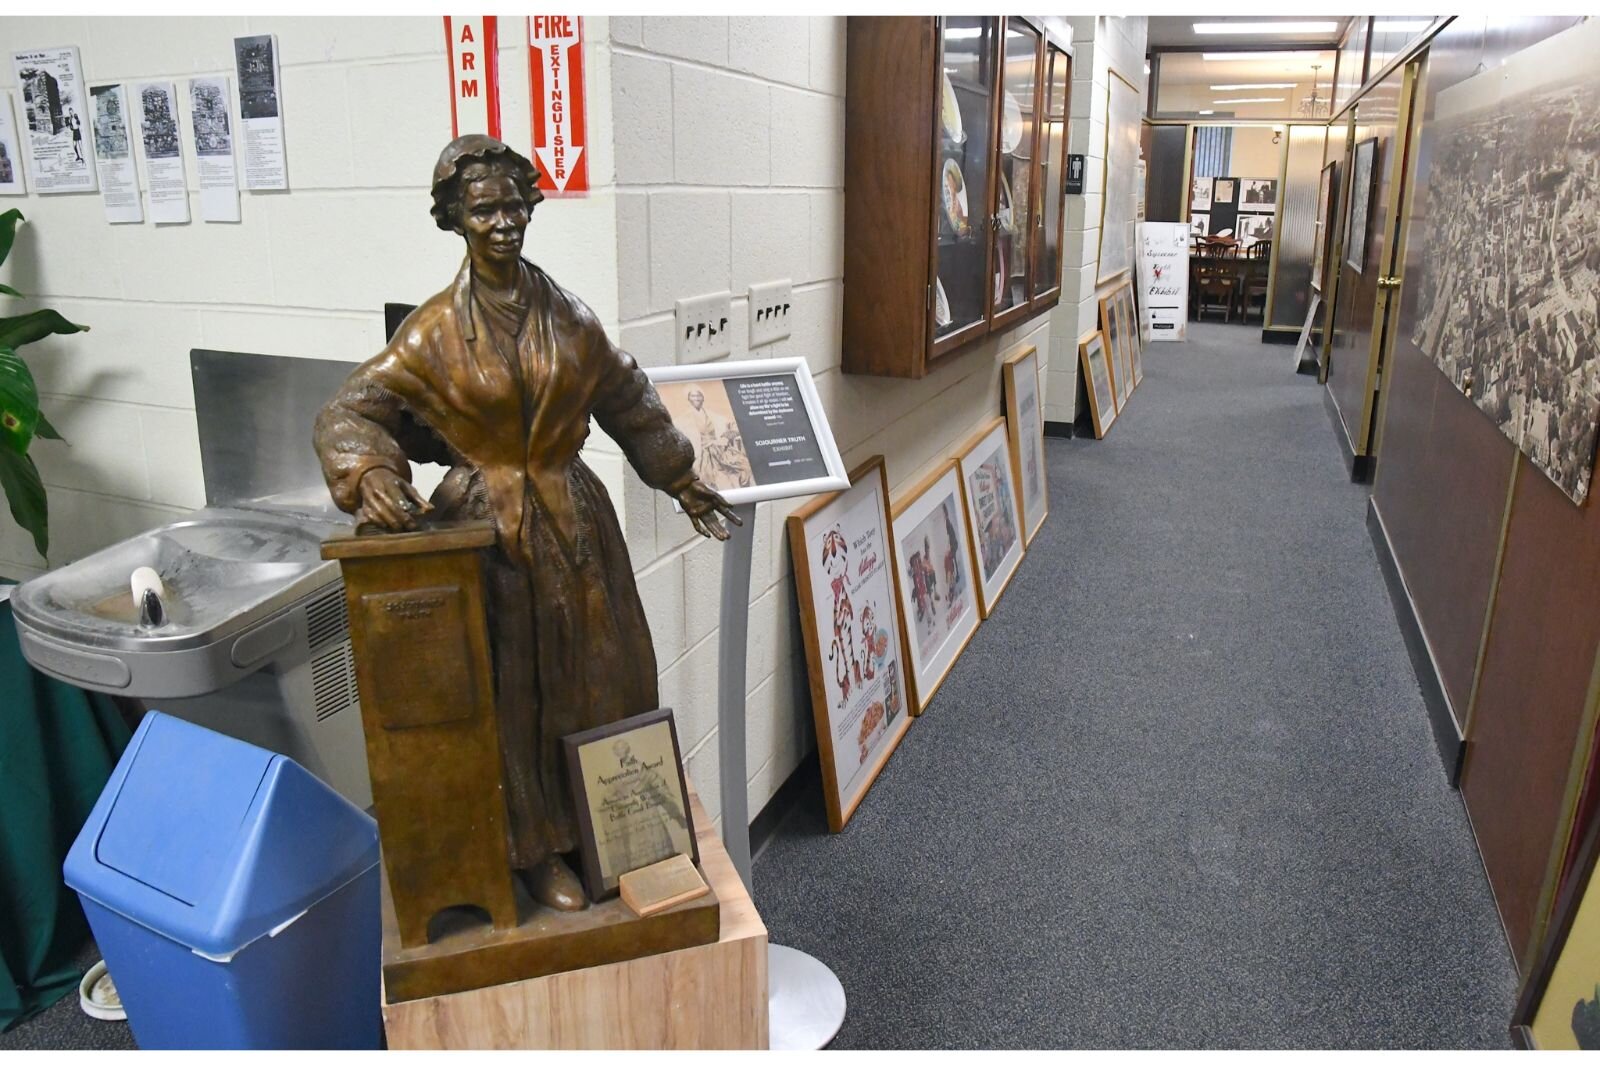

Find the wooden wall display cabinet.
[{"left": 844, "top": 16, "right": 1072, "bottom": 378}]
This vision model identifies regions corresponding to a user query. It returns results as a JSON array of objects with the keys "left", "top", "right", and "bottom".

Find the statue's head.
[{"left": 431, "top": 135, "right": 544, "bottom": 269}]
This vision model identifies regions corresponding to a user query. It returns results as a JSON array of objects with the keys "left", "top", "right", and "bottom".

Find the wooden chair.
[
  {"left": 1193, "top": 261, "right": 1236, "bottom": 322},
  {"left": 1240, "top": 240, "right": 1272, "bottom": 321}
]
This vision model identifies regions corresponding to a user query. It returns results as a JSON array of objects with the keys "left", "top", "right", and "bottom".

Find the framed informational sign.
[
  {"left": 787, "top": 456, "right": 913, "bottom": 831},
  {"left": 647, "top": 356, "right": 848, "bottom": 506}
]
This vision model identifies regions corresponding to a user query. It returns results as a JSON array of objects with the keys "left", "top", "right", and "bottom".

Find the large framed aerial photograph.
[
  {"left": 1344, "top": 136, "right": 1378, "bottom": 273},
  {"left": 1096, "top": 69, "right": 1141, "bottom": 283},
  {"left": 1080, "top": 330, "right": 1117, "bottom": 439},
  {"left": 1512, "top": 815, "right": 1600, "bottom": 1048},
  {"left": 563, "top": 707, "right": 697, "bottom": 902},
  {"left": 955, "top": 418, "right": 1025, "bottom": 618},
  {"left": 890, "top": 460, "right": 981, "bottom": 712},
  {"left": 1002, "top": 345, "right": 1049, "bottom": 546},
  {"left": 1406, "top": 17, "right": 1600, "bottom": 505},
  {"left": 787, "top": 456, "right": 914, "bottom": 830},
  {"left": 648, "top": 356, "right": 849, "bottom": 506}
]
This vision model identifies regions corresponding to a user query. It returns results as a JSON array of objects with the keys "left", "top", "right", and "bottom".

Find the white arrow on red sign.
[{"left": 527, "top": 15, "right": 587, "bottom": 196}]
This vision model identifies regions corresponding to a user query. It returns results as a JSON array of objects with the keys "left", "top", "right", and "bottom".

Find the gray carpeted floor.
[{"left": 752, "top": 321, "right": 1519, "bottom": 1049}]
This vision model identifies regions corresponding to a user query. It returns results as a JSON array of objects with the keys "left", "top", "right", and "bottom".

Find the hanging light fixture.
[{"left": 1298, "top": 64, "right": 1328, "bottom": 117}]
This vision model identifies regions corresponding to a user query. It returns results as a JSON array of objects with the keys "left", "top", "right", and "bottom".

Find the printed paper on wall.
[
  {"left": 10, "top": 46, "right": 96, "bottom": 193},
  {"left": 233, "top": 34, "right": 287, "bottom": 190},
  {"left": 189, "top": 76, "right": 240, "bottom": 223},
  {"left": 89, "top": 83, "right": 142, "bottom": 223},
  {"left": 135, "top": 81, "right": 189, "bottom": 225}
]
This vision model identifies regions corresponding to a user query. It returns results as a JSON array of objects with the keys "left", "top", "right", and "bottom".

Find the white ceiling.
[{"left": 1146, "top": 16, "right": 1350, "bottom": 49}]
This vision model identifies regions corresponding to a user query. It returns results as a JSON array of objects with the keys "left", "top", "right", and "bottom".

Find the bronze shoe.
[{"left": 526, "top": 854, "right": 589, "bottom": 912}]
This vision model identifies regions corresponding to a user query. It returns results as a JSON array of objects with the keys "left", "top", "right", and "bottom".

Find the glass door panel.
[
  {"left": 1031, "top": 44, "right": 1069, "bottom": 299},
  {"left": 992, "top": 18, "right": 1040, "bottom": 318},
  {"left": 933, "top": 16, "right": 999, "bottom": 344}
]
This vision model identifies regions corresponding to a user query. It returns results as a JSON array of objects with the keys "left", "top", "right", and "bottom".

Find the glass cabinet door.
[
  {"left": 932, "top": 16, "right": 998, "bottom": 348},
  {"left": 1031, "top": 43, "right": 1070, "bottom": 302},
  {"left": 991, "top": 18, "right": 1041, "bottom": 321}
]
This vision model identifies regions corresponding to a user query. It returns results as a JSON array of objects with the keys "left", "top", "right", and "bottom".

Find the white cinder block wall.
[
  {"left": 0, "top": 16, "right": 1150, "bottom": 830},
  {"left": 1044, "top": 16, "right": 1148, "bottom": 427}
]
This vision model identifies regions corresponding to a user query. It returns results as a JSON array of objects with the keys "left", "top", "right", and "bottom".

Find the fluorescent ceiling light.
[
  {"left": 1213, "top": 97, "right": 1286, "bottom": 104},
  {"left": 1203, "top": 51, "right": 1323, "bottom": 61},
  {"left": 1199, "top": 109, "right": 1215, "bottom": 115},
  {"left": 1209, "top": 83, "right": 1297, "bottom": 90},
  {"left": 1193, "top": 21, "right": 1339, "bottom": 35},
  {"left": 944, "top": 27, "right": 983, "bottom": 40}
]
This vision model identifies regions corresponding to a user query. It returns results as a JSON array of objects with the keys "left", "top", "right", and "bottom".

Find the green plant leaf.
[
  {"left": 0, "top": 283, "right": 20, "bottom": 298},
  {"left": 0, "top": 347, "right": 40, "bottom": 454},
  {"left": 0, "top": 208, "right": 21, "bottom": 271},
  {"left": 0, "top": 309, "right": 89, "bottom": 349},
  {"left": 34, "top": 409, "right": 63, "bottom": 441},
  {"left": 0, "top": 446, "right": 47, "bottom": 558}
]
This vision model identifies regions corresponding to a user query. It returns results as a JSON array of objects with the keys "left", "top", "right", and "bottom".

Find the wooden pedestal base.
[{"left": 382, "top": 789, "right": 769, "bottom": 1049}]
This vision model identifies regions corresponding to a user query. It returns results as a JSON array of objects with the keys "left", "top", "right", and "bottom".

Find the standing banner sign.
[
  {"left": 1137, "top": 221, "right": 1189, "bottom": 343},
  {"left": 443, "top": 16, "right": 501, "bottom": 140},
  {"left": 527, "top": 15, "right": 588, "bottom": 197}
]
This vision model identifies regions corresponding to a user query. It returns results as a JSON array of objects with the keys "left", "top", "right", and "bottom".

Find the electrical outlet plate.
[
  {"left": 747, "top": 279, "right": 793, "bottom": 349},
  {"left": 675, "top": 291, "right": 733, "bottom": 362}
]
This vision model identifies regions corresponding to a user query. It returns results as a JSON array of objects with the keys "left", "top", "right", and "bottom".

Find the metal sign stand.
[{"left": 717, "top": 501, "right": 847, "bottom": 1051}]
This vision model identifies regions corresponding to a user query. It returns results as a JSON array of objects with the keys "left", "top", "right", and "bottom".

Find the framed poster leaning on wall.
[
  {"left": 787, "top": 456, "right": 914, "bottom": 831},
  {"left": 1513, "top": 815, "right": 1600, "bottom": 1048},
  {"left": 955, "top": 418, "right": 1025, "bottom": 618},
  {"left": 1002, "top": 345, "right": 1049, "bottom": 546},
  {"left": 890, "top": 460, "right": 981, "bottom": 713}
]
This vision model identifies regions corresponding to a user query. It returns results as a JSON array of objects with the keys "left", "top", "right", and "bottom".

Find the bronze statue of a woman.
[{"left": 314, "top": 135, "right": 736, "bottom": 912}]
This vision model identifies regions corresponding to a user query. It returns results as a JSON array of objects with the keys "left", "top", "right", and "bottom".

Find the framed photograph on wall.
[
  {"left": 1512, "top": 816, "right": 1600, "bottom": 1048},
  {"left": 1189, "top": 212, "right": 1209, "bottom": 237},
  {"left": 1100, "top": 287, "right": 1129, "bottom": 410},
  {"left": 787, "top": 456, "right": 914, "bottom": 831},
  {"left": 1345, "top": 136, "right": 1379, "bottom": 273},
  {"left": 562, "top": 707, "right": 698, "bottom": 902},
  {"left": 890, "top": 460, "right": 981, "bottom": 712},
  {"left": 1002, "top": 345, "right": 1049, "bottom": 546},
  {"left": 1212, "top": 178, "right": 1236, "bottom": 204},
  {"left": 1239, "top": 178, "right": 1277, "bottom": 212},
  {"left": 1189, "top": 175, "right": 1211, "bottom": 211},
  {"left": 1239, "top": 213, "right": 1276, "bottom": 248},
  {"left": 1080, "top": 330, "right": 1117, "bottom": 439},
  {"left": 955, "top": 418, "right": 1025, "bottom": 618},
  {"left": 647, "top": 356, "right": 849, "bottom": 506}
]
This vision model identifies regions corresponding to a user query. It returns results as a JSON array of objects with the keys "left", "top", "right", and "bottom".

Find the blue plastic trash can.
[{"left": 63, "top": 712, "right": 382, "bottom": 1049}]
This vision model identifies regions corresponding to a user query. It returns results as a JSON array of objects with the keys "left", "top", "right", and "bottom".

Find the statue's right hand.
[{"left": 358, "top": 468, "right": 433, "bottom": 532}]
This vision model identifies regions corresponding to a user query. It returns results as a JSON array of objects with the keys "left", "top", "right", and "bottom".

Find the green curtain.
[{"left": 0, "top": 597, "right": 131, "bottom": 1032}]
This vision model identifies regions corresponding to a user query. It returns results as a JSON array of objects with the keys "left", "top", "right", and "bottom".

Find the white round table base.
[{"left": 767, "top": 944, "right": 846, "bottom": 1050}]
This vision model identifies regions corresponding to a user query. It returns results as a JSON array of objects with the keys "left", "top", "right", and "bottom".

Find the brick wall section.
[
  {"left": 1044, "top": 16, "right": 1149, "bottom": 427},
  {"left": 0, "top": 16, "right": 1110, "bottom": 830},
  {"left": 608, "top": 16, "right": 1058, "bottom": 825}
]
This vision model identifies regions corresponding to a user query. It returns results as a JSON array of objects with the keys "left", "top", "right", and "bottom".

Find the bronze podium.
[{"left": 322, "top": 521, "right": 519, "bottom": 947}]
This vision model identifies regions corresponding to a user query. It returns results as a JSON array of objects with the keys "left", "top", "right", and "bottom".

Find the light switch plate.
[
  {"left": 675, "top": 291, "right": 733, "bottom": 362},
  {"left": 748, "top": 279, "right": 793, "bottom": 349}
]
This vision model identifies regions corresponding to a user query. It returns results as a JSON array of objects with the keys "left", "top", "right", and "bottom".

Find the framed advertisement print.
[
  {"left": 1513, "top": 815, "right": 1600, "bottom": 1048},
  {"left": 1080, "top": 330, "right": 1117, "bottom": 439},
  {"left": 955, "top": 418, "right": 1025, "bottom": 618},
  {"left": 562, "top": 707, "right": 697, "bottom": 902},
  {"left": 1212, "top": 178, "right": 1235, "bottom": 204},
  {"left": 1002, "top": 345, "right": 1049, "bottom": 546},
  {"left": 1100, "top": 288, "right": 1128, "bottom": 411},
  {"left": 890, "top": 460, "right": 980, "bottom": 712},
  {"left": 787, "top": 456, "right": 914, "bottom": 831},
  {"left": 647, "top": 356, "right": 849, "bottom": 506},
  {"left": 1120, "top": 284, "right": 1145, "bottom": 388},
  {"left": 1345, "top": 136, "right": 1379, "bottom": 273},
  {"left": 1311, "top": 161, "right": 1336, "bottom": 292}
]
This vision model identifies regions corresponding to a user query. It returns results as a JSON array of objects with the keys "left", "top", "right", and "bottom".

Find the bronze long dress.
[{"left": 314, "top": 257, "right": 696, "bottom": 869}]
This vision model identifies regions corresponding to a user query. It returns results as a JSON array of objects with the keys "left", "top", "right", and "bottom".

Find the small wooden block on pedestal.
[{"left": 382, "top": 788, "right": 769, "bottom": 1050}]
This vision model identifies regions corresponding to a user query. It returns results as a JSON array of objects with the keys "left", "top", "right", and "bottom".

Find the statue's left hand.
[{"left": 677, "top": 480, "right": 741, "bottom": 542}]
